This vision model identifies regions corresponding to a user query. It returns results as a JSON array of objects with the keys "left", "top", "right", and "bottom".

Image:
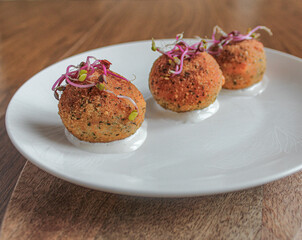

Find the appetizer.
[
  {"left": 207, "top": 26, "right": 272, "bottom": 89},
  {"left": 52, "top": 56, "right": 146, "bottom": 143},
  {"left": 150, "top": 34, "right": 225, "bottom": 112}
]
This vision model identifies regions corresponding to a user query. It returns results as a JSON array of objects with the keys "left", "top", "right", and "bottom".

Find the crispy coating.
[
  {"left": 214, "top": 39, "right": 266, "bottom": 89},
  {"left": 58, "top": 70, "right": 146, "bottom": 143},
  {"left": 149, "top": 52, "right": 225, "bottom": 112}
]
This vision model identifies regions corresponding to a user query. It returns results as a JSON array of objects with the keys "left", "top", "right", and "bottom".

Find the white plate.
[{"left": 6, "top": 40, "right": 302, "bottom": 197}]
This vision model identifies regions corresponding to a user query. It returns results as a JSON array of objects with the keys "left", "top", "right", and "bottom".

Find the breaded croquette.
[
  {"left": 53, "top": 57, "right": 146, "bottom": 143},
  {"left": 207, "top": 26, "right": 272, "bottom": 90},
  {"left": 149, "top": 52, "right": 224, "bottom": 112},
  {"left": 214, "top": 39, "right": 266, "bottom": 89},
  {"left": 150, "top": 35, "right": 224, "bottom": 112}
]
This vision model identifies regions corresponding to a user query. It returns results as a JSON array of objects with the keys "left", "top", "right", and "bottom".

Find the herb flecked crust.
[
  {"left": 149, "top": 52, "right": 225, "bottom": 112},
  {"left": 214, "top": 39, "right": 266, "bottom": 89},
  {"left": 58, "top": 70, "right": 146, "bottom": 143}
]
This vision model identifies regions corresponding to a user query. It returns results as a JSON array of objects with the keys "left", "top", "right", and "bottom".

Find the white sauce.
[
  {"left": 146, "top": 98, "right": 219, "bottom": 123},
  {"left": 220, "top": 76, "right": 269, "bottom": 97},
  {"left": 65, "top": 121, "right": 147, "bottom": 154}
]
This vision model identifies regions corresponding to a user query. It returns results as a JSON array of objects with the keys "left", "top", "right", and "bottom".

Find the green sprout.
[
  {"left": 151, "top": 38, "right": 157, "bottom": 51},
  {"left": 128, "top": 110, "right": 138, "bottom": 121},
  {"left": 96, "top": 83, "right": 105, "bottom": 91}
]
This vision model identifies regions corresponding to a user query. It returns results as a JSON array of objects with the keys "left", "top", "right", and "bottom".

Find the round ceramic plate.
[{"left": 6, "top": 40, "right": 302, "bottom": 197}]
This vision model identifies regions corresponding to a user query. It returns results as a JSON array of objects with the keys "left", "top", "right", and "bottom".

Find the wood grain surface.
[
  {"left": 1, "top": 163, "right": 301, "bottom": 240},
  {"left": 0, "top": 0, "right": 302, "bottom": 239}
]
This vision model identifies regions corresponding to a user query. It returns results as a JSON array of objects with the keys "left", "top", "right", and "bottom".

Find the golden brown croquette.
[
  {"left": 149, "top": 52, "right": 225, "bottom": 112},
  {"left": 214, "top": 39, "right": 266, "bottom": 89},
  {"left": 58, "top": 70, "right": 146, "bottom": 143}
]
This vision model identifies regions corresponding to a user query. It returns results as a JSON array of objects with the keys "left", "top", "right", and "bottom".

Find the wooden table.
[{"left": 0, "top": 0, "right": 301, "bottom": 239}]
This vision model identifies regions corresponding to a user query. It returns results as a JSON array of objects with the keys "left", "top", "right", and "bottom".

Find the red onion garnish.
[{"left": 52, "top": 56, "right": 139, "bottom": 119}]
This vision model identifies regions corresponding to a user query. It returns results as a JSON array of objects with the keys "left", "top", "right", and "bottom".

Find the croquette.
[
  {"left": 149, "top": 52, "right": 225, "bottom": 112},
  {"left": 213, "top": 39, "right": 266, "bottom": 89},
  {"left": 58, "top": 70, "right": 146, "bottom": 143}
]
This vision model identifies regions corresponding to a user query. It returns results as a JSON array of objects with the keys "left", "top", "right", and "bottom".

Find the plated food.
[
  {"left": 6, "top": 39, "right": 302, "bottom": 196},
  {"left": 149, "top": 34, "right": 225, "bottom": 113},
  {"left": 52, "top": 56, "right": 146, "bottom": 152},
  {"left": 206, "top": 26, "right": 272, "bottom": 89},
  {"left": 51, "top": 25, "right": 272, "bottom": 152}
]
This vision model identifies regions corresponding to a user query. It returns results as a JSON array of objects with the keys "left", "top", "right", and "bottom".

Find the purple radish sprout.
[
  {"left": 152, "top": 34, "right": 207, "bottom": 76},
  {"left": 52, "top": 56, "right": 139, "bottom": 119},
  {"left": 151, "top": 26, "right": 271, "bottom": 75},
  {"left": 205, "top": 25, "right": 272, "bottom": 55}
]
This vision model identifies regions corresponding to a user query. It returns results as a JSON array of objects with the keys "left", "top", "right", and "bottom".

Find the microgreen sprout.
[
  {"left": 151, "top": 33, "right": 207, "bottom": 76},
  {"left": 105, "top": 89, "right": 139, "bottom": 120},
  {"left": 52, "top": 56, "right": 139, "bottom": 120},
  {"left": 96, "top": 83, "right": 105, "bottom": 91},
  {"left": 151, "top": 38, "right": 157, "bottom": 51},
  {"left": 128, "top": 110, "right": 138, "bottom": 121},
  {"left": 79, "top": 69, "right": 87, "bottom": 75},
  {"left": 151, "top": 26, "right": 272, "bottom": 75},
  {"left": 205, "top": 25, "right": 272, "bottom": 55},
  {"left": 79, "top": 74, "right": 87, "bottom": 82}
]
